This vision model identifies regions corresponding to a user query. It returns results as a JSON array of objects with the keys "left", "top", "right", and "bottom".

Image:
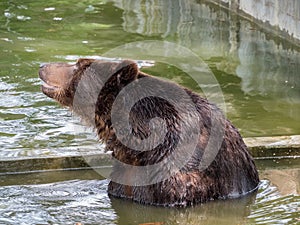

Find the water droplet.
[
  {"left": 85, "top": 5, "right": 95, "bottom": 13},
  {"left": 53, "top": 17, "right": 63, "bottom": 21},
  {"left": 44, "top": 7, "right": 55, "bottom": 11},
  {"left": 1, "top": 38, "right": 13, "bottom": 43},
  {"left": 4, "top": 12, "right": 14, "bottom": 18},
  {"left": 17, "top": 15, "right": 31, "bottom": 21},
  {"left": 24, "top": 47, "right": 36, "bottom": 52},
  {"left": 17, "top": 37, "right": 35, "bottom": 41}
]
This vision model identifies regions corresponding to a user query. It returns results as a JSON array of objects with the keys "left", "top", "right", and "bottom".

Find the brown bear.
[{"left": 39, "top": 58, "right": 259, "bottom": 207}]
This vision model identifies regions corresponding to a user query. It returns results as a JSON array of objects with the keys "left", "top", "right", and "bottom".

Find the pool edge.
[{"left": 1, "top": 135, "right": 299, "bottom": 174}]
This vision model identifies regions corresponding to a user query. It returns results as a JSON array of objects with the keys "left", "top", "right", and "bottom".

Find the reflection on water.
[
  {"left": 109, "top": 0, "right": 300, "bottom": 136},
  {"left": 0, "top": 163, "right": 299, "bottom": 225},
  {"left": 0, "top": 0, "right": 299, "bottom": 158},
  {"left": 111, "top": 194, "right": 255, "bottom": 225},
  {"left": 248, "top": 180, "right": 299, "bottom": 225},
  {"left": 0, "top": 1, "right": 299, "bottom": 224}
]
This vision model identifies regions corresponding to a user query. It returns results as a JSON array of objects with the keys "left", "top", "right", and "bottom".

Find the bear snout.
[
  {"left": 39, "top": 63, "right": 77, "bottom": 107},
  {"left": 39, "top": 63, "right": 47, "bottom": 69},
  {"left": 39, "top": 63, "right": 75, "bottom": 89}
]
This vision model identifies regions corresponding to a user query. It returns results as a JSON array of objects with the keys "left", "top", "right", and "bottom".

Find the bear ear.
[
  {"left": 115, "top": 60, "right": 139, "bottom": 82},
  {"left": 76, "top": 58, "right": 96, "bottom": 69}
]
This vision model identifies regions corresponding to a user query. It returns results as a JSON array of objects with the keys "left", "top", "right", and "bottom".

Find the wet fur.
[{"left": 39, "top": 59, "right": 259, "bottom": 207}]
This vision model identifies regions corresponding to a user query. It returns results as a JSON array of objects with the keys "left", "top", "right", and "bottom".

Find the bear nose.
[{"left": 39, "top": 63, "right": 47, "bottom": 69}]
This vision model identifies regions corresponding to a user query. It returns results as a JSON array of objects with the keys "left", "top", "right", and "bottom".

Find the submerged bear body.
[{"left": 39, "top": 58, "right": 259, "bottom": 207}]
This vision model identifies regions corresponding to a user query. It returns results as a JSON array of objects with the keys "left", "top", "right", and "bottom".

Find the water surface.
[
  {"left": 0, "top": 158, "right": 299, "bottom": 225},
  {"left": 0, "top": 0, "right": 299, "bottom": 158},
  {"left": 0, "top": 1, "right": 299, "bottom": 223}
]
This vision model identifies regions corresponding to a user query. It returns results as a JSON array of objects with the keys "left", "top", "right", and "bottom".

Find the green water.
[
  {"left": 0, "top": 0, "right": 299, "bottom": 158},
  {"left": 0, "top": 158, "right": 299, "bottom": 225},
  {"left": 0, "top": 1, "right": 299, "bottom": 224}
]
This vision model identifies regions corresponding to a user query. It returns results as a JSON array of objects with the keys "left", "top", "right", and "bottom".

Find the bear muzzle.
[{"left": 39, "top": 63, "right": 75, "bottom": 98}]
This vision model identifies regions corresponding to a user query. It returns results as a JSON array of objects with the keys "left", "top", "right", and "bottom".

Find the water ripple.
[
  {"left": 247, "top": 180, "right": 300, "bottom": 225},
  {"left": 0, "top": 179, "right": 116, "bottom": 225}
]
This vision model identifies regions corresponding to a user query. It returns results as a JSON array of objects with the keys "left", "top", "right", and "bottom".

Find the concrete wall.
[{"left": 218, "top": 0, "right": 300, "bottom": 41}]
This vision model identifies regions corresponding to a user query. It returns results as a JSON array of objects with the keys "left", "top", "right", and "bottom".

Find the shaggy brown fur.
[{"left": 39, "top": 58, "right": 259, "bottom": 207}]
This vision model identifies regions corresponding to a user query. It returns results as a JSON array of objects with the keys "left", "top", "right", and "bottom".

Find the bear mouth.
[
  {"left": 41, "top": 82, "right": 59, "bottom": 91},
  {"left": 39, "top": 70, "right": 61, "bottom": 98},
  {"left": 41, "top": 81, "right": 60, "bottom": 99}
]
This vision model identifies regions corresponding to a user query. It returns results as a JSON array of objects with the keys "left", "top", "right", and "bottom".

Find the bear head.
[{"left": 39, "top": 58, "right": 139, "bottom": 107}]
